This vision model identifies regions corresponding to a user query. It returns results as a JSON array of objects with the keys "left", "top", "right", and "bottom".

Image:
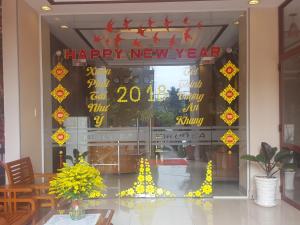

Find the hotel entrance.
[{"left": 42, "top": 11, "right": 248, "bottom": 198}]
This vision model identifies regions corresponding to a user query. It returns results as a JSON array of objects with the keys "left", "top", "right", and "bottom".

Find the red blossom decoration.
[
  {"left": 153, "top": 32, "right": 160, "bottom": 45},
  {"left": 183, "top": 16, "right": 190, "bottom": 25},
  {"left": 105, "top": 39, "right": 111, "bottom": 46},
  {"left": 106, "top": 19, "right": 114, "bottom": 33},
  {"left": 114, "top": 33, "right": 123, "bottom": 47},
  {"left": 184, "top": 28, "right": 192, "bottom": 42},
  {"left": 132, "top": 39, "right": 142, "bottom": 48},
  {"left": 93, "top": 35, "right": 102, "bottom": 43},
  {"left": 169, "top": 34, "right": 176, "bottom": 48},
  {"left": 164, "top": 16, "right": 172, "bottom": 31},
  {"left": 148, "top": 18, "right": 155, "bottom": 30},
  {"left": 137, "top": 27, "right": 146, "bottom": 37},
  {"left": 123, "top": 18, "right": 132, "bottom": 30},
  {"left": 197, "top": 21, "right": 203, "bottom": 29}
]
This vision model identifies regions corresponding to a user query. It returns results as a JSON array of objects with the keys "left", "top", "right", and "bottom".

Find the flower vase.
[{"left": 69, "top": 199, "right": 85, "bottom": 220}]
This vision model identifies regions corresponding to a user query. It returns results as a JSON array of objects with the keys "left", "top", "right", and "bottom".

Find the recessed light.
[
  {"left": 248, "top": 0, "right": 260, "bottom": 5},
  {"left": 41, "top": 5, "right": 51, "bottom": 11},
  {"left": 60, "top": 25, "right": 69, "bottom": 29}
]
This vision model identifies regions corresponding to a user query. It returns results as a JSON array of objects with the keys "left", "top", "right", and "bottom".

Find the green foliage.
[
  {"left": 154, "top": 86, "right": 186, "bottom": 126},
  {"left": 241, "top": 142, "right": 294, "bottom": 178},
  {"left": 66, "top": 149, "right": 88, "bottom": 165}
]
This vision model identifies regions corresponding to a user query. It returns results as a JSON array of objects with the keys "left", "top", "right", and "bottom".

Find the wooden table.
[{"left": 36, "top": 208, "right": 114, "bottom": 225}]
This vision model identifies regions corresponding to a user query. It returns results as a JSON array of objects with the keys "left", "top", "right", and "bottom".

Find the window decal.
[
  {"left": 220, "top": 107, "right": 239, "bottom": 126},
  {"left": 51, "top": 84, "right": 70, "bottom": 103},
  {"left": 220, "top": 84, "right": 239, "bottom": 104},
  {"left": 220, "top": 130, "right": 239, "bottom": 149},
  {"left": 51, "top": 62, "right": 69, "bottom": 81},
  {"left": 51, "top": 127, "right": 70, "bottom": 147},
  {"left": 52, "top": 106, "right": 70, "bottom": 125},
  {"left": 117, "top": 158, "right": 176, "bottom": 197},
  {"left": 219, "top": 60, "right": 239, "bottom": 81},
  {"left": 185, "top": 161, "right": 213, "bottom": 197}
]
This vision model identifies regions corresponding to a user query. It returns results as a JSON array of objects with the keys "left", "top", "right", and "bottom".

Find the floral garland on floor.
[
  {"left": 185, "top": 160, "right": 213, "bottom": 198},
  {"left": 117, "top": 158, "right": 176, "bottom": 197}
]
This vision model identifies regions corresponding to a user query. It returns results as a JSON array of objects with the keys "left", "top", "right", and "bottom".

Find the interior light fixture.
[
  {"left": 41, "top": 5, "right": 51, "bottom": 11},
  {"left": 248, "top": 0, "right": 260, "bottom": 5},
  {"left": 234, "top": 20, "right": 239, "bottom": 25},
  {"left": 60, "top": 25, "right": 69, "bottom": 29}
]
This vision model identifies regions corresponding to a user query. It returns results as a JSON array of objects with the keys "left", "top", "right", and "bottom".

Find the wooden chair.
[
  {"left": 0, "top": 185, "right": 36, "bottom": 225},
  {"left": 2, "top": 157, "right": 56, "bottom": 209}
]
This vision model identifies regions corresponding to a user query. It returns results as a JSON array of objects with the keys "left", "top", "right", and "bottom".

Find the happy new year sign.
[{"left": 64, "top": 46, "right": 221, "bottom": 60}]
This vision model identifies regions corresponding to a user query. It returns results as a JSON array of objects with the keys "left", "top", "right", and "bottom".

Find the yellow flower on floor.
[
  {"left": 136, "top": 185, "right": 145, "bottom": 194},
  {"left": 138, "top": 175, "right": 145, "bottom": 182},
  {"left": 146, "top": 175, "right": 153, "bottom": 182},
  {"left": 202, "top": 185, "right": 212, "bottom": 195},
  {"left": 146, "top": 185, "right": 155, "bottom": 194},
  {"left": 127, "top": 188, "right": 135, "bottom": 196},
  {"left": 156, "top": 188, "right": 164, "bottom": 195},
  {"left": 206, "top": 176, "right": 212, "bottom": 182},
  {"left": 195, "top": 191, "right": 202, "bottom": 197},
  {"left": 186, "top": 192, "right": 193, "bottom": 197}
]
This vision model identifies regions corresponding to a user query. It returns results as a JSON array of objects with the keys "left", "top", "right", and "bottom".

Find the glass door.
[{"left": 42, "top": 11, "right": 247, "bottom": 198}]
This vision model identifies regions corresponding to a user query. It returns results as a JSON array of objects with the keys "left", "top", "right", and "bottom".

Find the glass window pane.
[
  {"left": 282, "top": 0, "right": 300, "bottom": 52},
  {"left": 281, "top": 54, "right": 300, "bottom": 146},
  {"left": 42, "top": 11, "right": 247, "bottom": 197}
]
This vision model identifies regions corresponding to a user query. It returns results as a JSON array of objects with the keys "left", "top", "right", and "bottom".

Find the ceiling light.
[
  {"left": 234, "top": 20, "right": 239, "bottom": 25},
  {"left": 248, "top": 0, "right": 260, "bottom": 5},
  {"left": 41, "top": 5, "right": 51, "bottom": 11},
  {"left": 60, "top": 25, "right": 69, "bottom": 29}
]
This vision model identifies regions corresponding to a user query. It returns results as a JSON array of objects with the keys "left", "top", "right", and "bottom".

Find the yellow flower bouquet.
[{"left": 49, "top": 158, "right": 106, "bottom": 200}]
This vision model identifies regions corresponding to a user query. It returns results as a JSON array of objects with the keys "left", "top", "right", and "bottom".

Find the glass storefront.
[
  {"left": 280, "top": 0, "right": 300, "bottom": 209},
  {"left": 41, "top": 11, "right": 247, "bottom": 197}
]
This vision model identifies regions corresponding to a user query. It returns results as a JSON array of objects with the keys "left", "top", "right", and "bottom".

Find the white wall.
[
  {"left": 2, "top": 0, "right": 21, "bottom": 162},
  {"left": 2, "top": 0, "right": 43, "bottom": 172},
  {"left": 18, "top": 0, "right": 42, "bottom": 172},
  {"left": 249, "top": 8, "right": 280, "bottom": 198}
]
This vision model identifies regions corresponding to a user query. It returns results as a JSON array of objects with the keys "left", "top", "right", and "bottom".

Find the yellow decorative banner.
[
  {"left": 220, "top": 130, "right": 239, "bottom": 149},
  {"left": 117, "top": 158, "right": 175, "bottom": 197},
  {"left": 51, "top": 84, "right": 70, "bottom": 103},
  {"left": 220, "top": 107, "right": 239, "bottom": 126},
  {"left": 51, "top": 62, "right": 69, "bottom": 81},
  {"left": 185, "top": 161, "right": 213, "bottom": 198},
  {"left": 220, "top": 84, "right": 239, "bottom": 104},
  {"left": 51, "top": 127, "right": 70, "bottom": 146},
  {"left": 219, "top": 60, "right": 239, "bottom": 81},
  {"left": 52, "top": 106, "right": 70, "bottom": 125}
]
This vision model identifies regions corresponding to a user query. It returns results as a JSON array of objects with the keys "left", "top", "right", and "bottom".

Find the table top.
[{"left": 36, "top": 208, "right": 114, "bottom": 225}]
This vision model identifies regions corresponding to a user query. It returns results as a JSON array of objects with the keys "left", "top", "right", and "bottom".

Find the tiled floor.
[{"left": 84, "top": 198, "right": 300, "bottom": 225}]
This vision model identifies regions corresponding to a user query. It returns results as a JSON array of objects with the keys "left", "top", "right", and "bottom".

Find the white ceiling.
[{"left": 26, "top": 0, "right": 286, "bottom": 15}]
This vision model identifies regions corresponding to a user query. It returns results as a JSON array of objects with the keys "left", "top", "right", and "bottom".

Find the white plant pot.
[
  {"left": 255, "top": 176, "right": 278, "bottom": 207},
  {"left": 284, "top": 171, "right": 296, "bottom": 190}
]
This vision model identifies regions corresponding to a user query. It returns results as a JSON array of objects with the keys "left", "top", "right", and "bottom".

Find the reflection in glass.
[{"left": 284, "top": 151, "right": 300, "bottom": 205}]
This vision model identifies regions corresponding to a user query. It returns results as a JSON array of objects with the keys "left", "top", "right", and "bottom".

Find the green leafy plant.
[
  {"left": 66, "top": 149, "right": 88, "bottom": 165},
  {"left": 241, "top": 142, "right": 295, "bottom": 178}
]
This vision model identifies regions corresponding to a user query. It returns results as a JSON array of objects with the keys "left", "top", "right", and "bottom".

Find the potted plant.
[
  {"left": 241, "top": 142, "right": 293, "bottom": 207},
  {"left": 66, "top": 148, "right": 88, "bottom": 165},
  {"left": 49, "top": 158, "right": 106, "bottom": 220},
  {"left": 283, "top": 152, "right": 297, "bottom": 190}
]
